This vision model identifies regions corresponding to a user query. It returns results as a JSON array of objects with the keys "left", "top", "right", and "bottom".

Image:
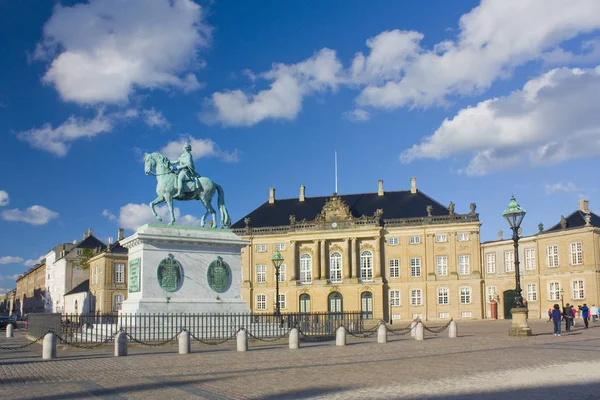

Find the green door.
[{"left": 503, "top": 290, "right": 516, "bottom": 319}]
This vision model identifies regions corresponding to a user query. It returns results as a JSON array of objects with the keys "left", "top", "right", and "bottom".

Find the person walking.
[
  {"left": 547, "top": 308, "right": 552, "bottom": 322},
  {"left": 564, "top": 304, "right": 573, "bottom": 331},
  {"left": 551, "top": 304, "right": 562, "bottom": 336},
  {"left": 591, "top": 305, "right": 598, "bottom": 323},
  {"left": 572, "top": 306, "right": 578, "bottom": 327},
  {"left": 581, "top": 304, "right": 590, "bottom": 328}
]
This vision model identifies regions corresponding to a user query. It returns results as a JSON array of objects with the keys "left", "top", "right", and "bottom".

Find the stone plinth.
[{"left": 508, "top": 307, "right": 532, "bottom": 337}]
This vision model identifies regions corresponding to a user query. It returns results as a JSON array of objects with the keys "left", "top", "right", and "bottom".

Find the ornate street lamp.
[
  {"left": 502, "top": 195, "right": 532, "bottom": 336},
  {"left": 271, "top": 250, "right": 284, "bottom": 318},
  {"left": 560, "top": 288, "right": 565, "bottom": 310}
]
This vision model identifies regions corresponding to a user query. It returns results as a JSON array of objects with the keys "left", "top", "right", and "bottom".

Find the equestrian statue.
[{"left": 143, "top": 143, "right": 230, "bottom": 228}]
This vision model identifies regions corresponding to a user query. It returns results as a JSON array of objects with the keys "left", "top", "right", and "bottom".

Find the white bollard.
[
  {"left": 415, "top": 321, "right": 424, "bottom": 341},
  {"left": 237, "top": 328, "right": 248, "bottom": 352},
  {"left": 449, "top": 320, "right": 457, "bottom": 338},
  {"left": 42, "top": 332, "right": 56, "bottom": 360},
  {"left": 377, "top": 323, "right": 387, "bottom": 344},
  {"left": 410, "top": 320, "right": 417, "bottom": 337},
  {"left": 179, "top": 330, "right": 191, "bottom": 354},
  {"left": 6, "top": 324, "right": 14, "bottom": 338},
  {"left": 336, "top": 326, "right": 346, "bottom": 346},
  {"left": 114, "top": 331, "right": 128, "bottom": 357},
  {"left": 289, "top": 328, "right": 299, "bottom": 349}
]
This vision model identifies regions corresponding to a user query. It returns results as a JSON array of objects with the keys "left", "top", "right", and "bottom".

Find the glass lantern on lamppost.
[{"left": 271, "top": 250, "right": 284, "bottom": 318}]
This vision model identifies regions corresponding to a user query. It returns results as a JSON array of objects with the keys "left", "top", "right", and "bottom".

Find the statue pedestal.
[
  {"left": 508, "top": 307, "right": 532, "bottom": 337},
  {"left": 119, "top": 224, "right": 250, "bottom": 314}
]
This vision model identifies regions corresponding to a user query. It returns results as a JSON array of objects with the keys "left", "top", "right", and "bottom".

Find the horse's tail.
[{"left": 215, "top": 183, "right": 230, "bottom": 228}]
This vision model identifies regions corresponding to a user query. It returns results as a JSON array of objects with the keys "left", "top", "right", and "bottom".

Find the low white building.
[{"left": 63, "top": 280, "right": 92, "bottom": 315}]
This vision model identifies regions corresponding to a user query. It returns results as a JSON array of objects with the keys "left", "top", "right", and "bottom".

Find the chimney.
[
  {"left": 410, "top": 177, "right": 417, "bottom": 194},
  {"left": 83, "top": 232, "right": 87, "bottom": 239},
  {"left": 108, "top": 237, "right": 113, "bottom": 245},
  {"left": 269, "top": 187, "right": 275, "bottom": 204},
  {"left": 579, "top": 199, "right": 589, "bottom": 213},
  {"left": 378, "top": 180, "right": 384, "bottom": 196},
  {"left": 118, "top": 228, "right": 124, "bottom": 241},
  {"left": 88, "top": 228, "right": 93, "bottom": 237},
  {"left": 299, "top": 185, "right": 305, "bottom": 202}
]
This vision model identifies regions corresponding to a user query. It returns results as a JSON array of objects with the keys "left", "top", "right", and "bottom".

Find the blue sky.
[{"left": 1, "top": 0, "right": 600, "bottom": 293}]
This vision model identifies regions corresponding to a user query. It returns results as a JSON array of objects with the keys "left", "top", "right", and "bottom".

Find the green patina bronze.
[
  {"left": 207, "top": 256, "right": 232, "bottom": 293},
  {"left": 128, "top": 258, "right": 141, "bottom": 293},
  {"left": 157, "top": 254, "right": 183, "bottom": 292}
]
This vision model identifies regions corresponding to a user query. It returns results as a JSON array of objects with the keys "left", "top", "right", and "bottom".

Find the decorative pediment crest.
[
  {"left": 314, "top": 195, "right": 354, "bottom": 222},
  {"left": 329, "top": 244, "right": 343, "bottom": 253},
  {"left": 299, "top": 246, "right": 313, "bottom": 255}
]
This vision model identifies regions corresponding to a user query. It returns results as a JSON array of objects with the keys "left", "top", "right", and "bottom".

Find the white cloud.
[
  {"left": 1, "top": 205, "right": 59, "bottom": 225},
  {"left": 545, "top": 182, "right": 580, "bottom": 195},
  {"left": 23, "top": 258, "right": 43, "bottom": 267},
  {"left": 0, "top": 256, "right": 24, "bottom": 265},
  {"left": 401, "top": 66, "right": 600, "bottom": 175},
  {"left": 0, "top": 190, "right": 8, "bottom": 206},
  {"left": 343, "top": 109, "right": 371, "bottom": 122},
  {"left": 35, "top": 0, "right": 211, "bottom": 105},
  {"left": 543, "top": 38, "right": 600, "bottom": 65},
  {"left": 160, "top": 135, "right": 240, "bottom": 163},
  {"left": 142, "top": 108, "right": 170, "bottom": 128},
  {"left": 0, "top": 274, "right": 22, "bottom": 281},
  {"left": 116, "top": 203, "right": 200, "bottom": 231},
  {"left": 0, "top": 288, "right": 9, "bottom": 296},
  {"left": 102, "top": 209, "right": 117, "bottom": 221}
]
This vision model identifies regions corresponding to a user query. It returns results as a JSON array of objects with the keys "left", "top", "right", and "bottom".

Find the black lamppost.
[
  {"left": 560, "top": 288, "right": 565, "bottom": 310},
  {"left": 271, "top": 250, "right": 284, "bottom": 318}
]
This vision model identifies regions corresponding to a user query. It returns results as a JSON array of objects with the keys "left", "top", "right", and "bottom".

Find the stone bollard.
[
  {"left": 415, "top": 321, "right": 424, "bottom": 341},
  {"left": 6, "top": 324, "right": 14, "bottom": 338},
  {"left": 289, "top": 327, "right": 299, "bottom": 349},
  {"left": 377, "top": 323, "right": 387, "bottom": 344},
  {"left": 42, "top": 332, "right": 57, "bottom": 360},
  {"left": 410, "top": 320, "right": 417, "bottom": 337},
  {"left": 237, "top": 328, "right": 248, "bottom": 352},
  {"left": 449, "top": 320, "right": 458, "bottom": 338},
  {"left": 336, "top": 326, "right": 346, "bottom": 346},
  {"left": 114, "top": 331, "right": 128, "bottom": 357},
  {"left": 179, "top": 330, "right": 191, "bottom": 354}
]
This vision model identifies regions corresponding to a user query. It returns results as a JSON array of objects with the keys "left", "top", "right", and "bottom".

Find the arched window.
[
  {"left": 299, "top": 254, "right": 312, "bottom": 284},
  {"left": 360, "top": 250, "right": 373, "bottom": 280},
  {"left": 361, "top": 292, "right": 373, "bottom": 319},
  {"left": 328, "top": 292, "right": 343, "bottom": 313},
  {"left": 329, "top": 252, "right": 342, "bottom": 283},
  {"left": 299, "top": 294, "right": 311, "bottom": 313}
]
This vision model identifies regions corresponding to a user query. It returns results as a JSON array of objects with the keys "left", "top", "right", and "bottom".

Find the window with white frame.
[
  {"left": 330, "top": 252, "right": 343, "bottom": 283},
  {"left": 95, "top": 266, "right": 99, "bottom": 285},
  {"left": 549, "top": 281, "right": 561, "bottom": 300},
  {"left": 436, "top": 256, "right": 448, "bottom": 276},
  {"left": 390, "top": 290, "right": 400, "bottom": 306},
  {"left": 360, "top": 250, "right": 374, "bottom": 280},
  {"left": 457, "top": 232, "right": 469, "bottom": 241},
  {"left": 114, "top": 263, "right": 125, "bottom": 284},
  {"left": 572, "top": 279, "right": 585, "bottom": 300},
  {"left": 392, "top": 313, "right": 401, "bottom": 321},
  {"left": 275, "top": 263, "right": 286, "bottom": 282},
  {"left": 435, "top": 234, "right": 448, "bottom": 243},
  {"left": 276, "top": 243, "right": 286, "bottom": 251},
  {"left": 460, "top": 287, "right": 472, "bottom": 304},
  {"left": 299, "top": 254, "right": 312, "bottom": 284},
  {"left": 570, "top": 242, "right": 583, "bottom": 265},
  {"left": 278, "top": 294, "right": 287, "bottom": 310},
  {"left": 547, "top": 245, "right": 559, "bottom": 268},
  {"left": 410, "top": 258, "right": 422, "bottom": 277},
  {"left": 505, "top": 251, "right": 515, "bottom": 272},
  {"left": 438, "top": 287, "right": 449, "bottom": 305},
  {"left": 388, "top": 237, "right": 399, "bottom": 245},
  {"left": 461, "top": 311, "right": 472, "bottom": 318},
  {"left": 256, "top": 265, "right": 266, "bottom": 283},
  {"left": 389, "top": 259, "right": 400, "bottom": 278},
  {"left": 527, "top": 283, "right": 538, "bottom": 301},
  {"left": 409, "top": 236, "right": 421, "bottom": 244},
  {"left": 486, "top": 286, "right": 497, "bottom": 302},
  {"left": 411, "top": 289, "right": 423, "bottom": 306},
  {"left": 486, "top": 254, "right": 496, "bottom": 274},
  {"left": 458, "top": 255, "right": 470, "bottom": 275},
  {"left": 525, "top": 248, "right": 536, "bottom": 270},
  {"left": 256, "top": 294, "right": 266, "bottom": 311},
  {"left": 256, "top": 244, "right": 266, "bottom": 252},
  {"left": 439, "top": 312, "right": 450, "bottom": 319},
  {"left": 113, "top": 293, "right": 124, "bottom": 312}
]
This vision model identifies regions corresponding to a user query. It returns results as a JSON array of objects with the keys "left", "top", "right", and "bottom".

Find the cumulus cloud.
[
  {"left": 160, "top": 135, "right": 240, "bottom": 163},
  {"left": 401, "top": 66, "right": 600, "bottom": 175},
  {"left": 115, "top": 203, "right": 200, "bottom": 231},
  {"left": 102, "top": 209, "right": 117, "bottom": 221},
  {"left": 23, "top": 258, "right": 43, "bottom": 267},
  {"left": 1, "top": 205, "right": 59, "bottom": 225},
  {"left": 35, "top": 0, "right": 211, "bottom": 104},
  {"left": 0, "top": 190, "right": 8, "bottom": 206},
  {"left": 545, "top": 182, "right": 581, "bottom": 195},
  {"left": 343, "top": 109, "right": 371, "bottom": 122},
  {"left": 0, "top": 256, "right": 24, "bottom": 265},
  {"left": 142, "top": 108, "right": 170, "bottom": 128}
]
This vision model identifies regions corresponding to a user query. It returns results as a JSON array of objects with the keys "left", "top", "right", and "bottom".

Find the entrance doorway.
[{"left": 503, "top": 290, "right": 516, "bottom": 319}]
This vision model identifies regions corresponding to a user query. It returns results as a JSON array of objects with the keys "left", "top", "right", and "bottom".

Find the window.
[
  {"left": 570, "top": 242, "right": 583, "bottom": 265},
  {"left": 572, "top": 279, "right": 585, "bottom": 300},
  {"left": 299, "top": 254, "right": 312, "bottom": 284},
  {"left": 329, "top": 252, "right": 342, "bottom": 283},
  {"left": 95, "top": 266, "right": 100, "bottom": 285},
  {"left": 360, "top": 250, "right": 374, "bottom": 280},
  {"left": 435, "top": 234, "right": 447, "bottom": 243},
  {"left": 361, "top": 292, "right": 373, "bottom": 319},
  {"left": 457, "top": 232, "right": 469, "bottom": 241},
  {"left": 389, "top": 259, "right": 400, "bottom": 278},
  {"left": 458, "top": 255, "right": 470, "bottom": 275},
  {"left": 505, "top": 251, "right": 514, "bottom": 272},
  {"left": 412, "top": 313, "right": 423, "bottom": 320},
  {"left": 328, "top": 292, "right": 343, "bottom": 312},
  {"left": 278, "top": 294, "right": 287, "bottom": 310},
  {"left": 276, "top": 243, "right": 286, "bottom": 251},
  {"left": 388, "top": 237, "right": 399, "bottom": 245},
  {"left": 460, "top": 287, "right": 472, "bottom": 304},
  {"left": 409, "top": 236, "right": 421, "bottom": 244},
  {"left": 410, "top": 258, "right": 422, "bottom": 277},
  {"left": 436, "top": 256, "right": 448, "bottom": 276},
  {"left": 275, "top": 263, "right": 286, "bottom": 282},
  {"left": 113, "top": 293, "right": 124, "bottom": 312},
  {"left": 411, "top": 289, "right": 423, "bottom": 306},
  {"left": 256, "top": 294, "right": 266, "bottom": 311},
  {"left": 547, "top": 245, "right": 559, "bottom": 268},
  {"left": 486, "top": 254, "right": 496, "bottom": 274},
  {"left": 549, "top": 281, "right": 561, "bottom": 300},
  {"left": 392, "top": 313, "right": 401, "bottom": 321},
  {"left": 461, "top": 311, "right": 472, "bottom": 318},
  {"left": 256, "top": 265, "right": 266, "bottom": 283},
  {"left": 486, "top": 286, "right": 497, "bottom": 302},
  {"left": 390, "top": 290, "right": 401, "bottom": 306},
  {"left": 527, "top": 283, "right": 538, "bottom": 301},
  {"left": 114, "top": 263, "right": 125, "bottom": 284},
  {"left": 76, "top": 248, "right": 83, "bottom": 256},
  {"left": 256, "top": 244, "right": 266, "bottom": 252},
  {"left": 439, "top": 312, "right": 450, "bottom": 319},
  {"left": 438, "top": 287, "right": 449, "bottom": 305},
  {"left": 299, "top": 294, "right": 311, "bottom": 313},
  {"left": 525, "top": 248, "right": 536, "bottom": 270}
]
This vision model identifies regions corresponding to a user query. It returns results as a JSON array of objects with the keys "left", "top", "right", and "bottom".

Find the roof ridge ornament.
[{"left": 314, "top": 195, "right": 353, "bottom": 223}]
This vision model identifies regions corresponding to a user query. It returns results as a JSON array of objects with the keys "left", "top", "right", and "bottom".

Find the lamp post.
[
  {"left": 503, "top": 195, "right": 532, "bottom": 336},
  {"left": 560, "top": 288, "right": 565, "bottom": 310},
  {"left": 271, "top": 250, "right": 284, "bottom": 318}
]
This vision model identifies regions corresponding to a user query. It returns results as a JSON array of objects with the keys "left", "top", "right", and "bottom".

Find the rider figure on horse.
[{"left": 171, "top": 143, "right": 199, "bottom": 199}]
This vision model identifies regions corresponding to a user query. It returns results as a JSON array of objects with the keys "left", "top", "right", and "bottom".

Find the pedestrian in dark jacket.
[
  {"left": 551, "top": 304, "right": 562, "bottom": 336},
  {"left": 581, "top": 304, "right": 590, "bottom": 328},
  {"left": 564, "top": 304, "right": 573, "bottom": 331}
]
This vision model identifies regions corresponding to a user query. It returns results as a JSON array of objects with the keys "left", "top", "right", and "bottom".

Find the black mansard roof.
[{"left": 545, "top": 210, "right": 600, "bottom": 233}]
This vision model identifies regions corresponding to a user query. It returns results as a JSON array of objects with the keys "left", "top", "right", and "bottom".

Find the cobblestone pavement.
[{"left": 2, "top": 319, "right": 600, "bottom": 399}]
